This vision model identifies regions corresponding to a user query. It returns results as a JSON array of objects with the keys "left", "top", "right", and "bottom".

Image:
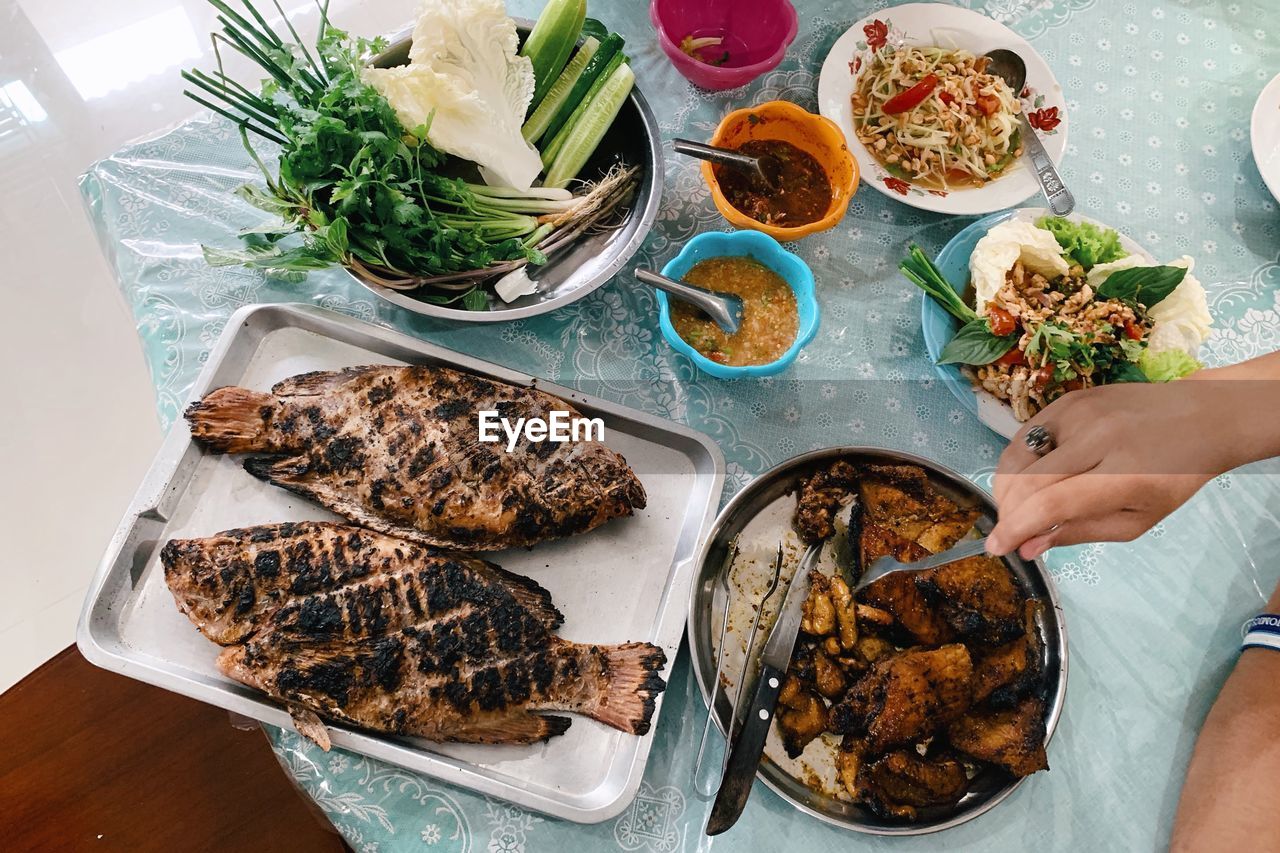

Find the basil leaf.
[
  {"left": 1109, "top": 361, "right": 1150, "bottom": 383},
  {"left": 1097, "top": 265, "right": 1187, "bottom": 307},
  {"left": 938, "top": 319, "right": 1018, "bottom": 365}
]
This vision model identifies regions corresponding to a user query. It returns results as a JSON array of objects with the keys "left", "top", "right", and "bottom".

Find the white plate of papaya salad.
[{"left": 817, "top": 3, "right": 1067, "bottom": 215}]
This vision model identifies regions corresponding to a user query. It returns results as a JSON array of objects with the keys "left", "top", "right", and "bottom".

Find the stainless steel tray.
[
  {"left": 686, "top": 447, "right": 1068, "bottom": 835},
  {"left": 77, "top": 303, "right": 724, "bottom": 823}
]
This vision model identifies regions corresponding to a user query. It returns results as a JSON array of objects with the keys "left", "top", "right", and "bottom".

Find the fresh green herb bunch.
[{"left": 184, "top": 0, "right": 547, "bottom": 305}]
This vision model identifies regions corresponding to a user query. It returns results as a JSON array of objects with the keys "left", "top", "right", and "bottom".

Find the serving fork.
[{"left": 853, "top": 535, "right": 990, "bottom": 593}]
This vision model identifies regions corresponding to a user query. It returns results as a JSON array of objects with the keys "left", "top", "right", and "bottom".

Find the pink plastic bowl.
[{"left": 649, "top": 0, "right": 798, "bottom": 91}]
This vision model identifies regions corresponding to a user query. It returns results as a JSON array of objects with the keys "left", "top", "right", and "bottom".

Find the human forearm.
[
  {"left": 1189, "top": 350, "right": 1280, "bottom": 475},
  {"left": 1170, "top": 584, "right": 1280, "bottom": 852}
]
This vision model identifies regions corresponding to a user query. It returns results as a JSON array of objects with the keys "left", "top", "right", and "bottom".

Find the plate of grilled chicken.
[
  {"left": 77, "top": 303, "right": 724, "bottom": 823},
  {"left": 688, "top": 447, "right": 1066, "bottom": 834}
]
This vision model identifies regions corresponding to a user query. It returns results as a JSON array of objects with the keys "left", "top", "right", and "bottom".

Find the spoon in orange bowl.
[
  {"left": 672, "top": 139, "right": 782, "bottom": 189},
  {"left": 984, "top": 48, "right": 1075, "bottom": 216}
]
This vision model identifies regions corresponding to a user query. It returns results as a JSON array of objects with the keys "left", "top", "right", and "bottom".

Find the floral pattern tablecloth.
[{"left": 80, "top": 0, "right": 1280, "bottom": 850}]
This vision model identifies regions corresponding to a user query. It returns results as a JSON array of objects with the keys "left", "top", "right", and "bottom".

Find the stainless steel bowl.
[
  {"left": 350, "top": 26, "right": 663, "bottom": 323},
  {"left": 687, "top": 446, "right": 1068, "bottom": 836}
]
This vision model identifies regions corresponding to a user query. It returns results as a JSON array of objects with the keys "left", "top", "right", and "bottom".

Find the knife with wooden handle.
[{"left": 705, "top": 543, "right": 821, "bottom": 836}]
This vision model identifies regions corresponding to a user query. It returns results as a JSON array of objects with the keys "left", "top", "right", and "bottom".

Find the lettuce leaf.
[
  {"left": 1036, "top": 216, "right": 1128, "bottom": 271},
  {"left": 1138, "top": 348, "right": 1202, "bottom": 382},
  {"left": 363, "top": 0, "right": 542, "bottom": 191}
]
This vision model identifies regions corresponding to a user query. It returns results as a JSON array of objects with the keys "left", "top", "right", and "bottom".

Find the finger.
[
  {"left": 993, "top": 417, "right": 1057, "bottom": 507},
  {"left": 993, "top": 390, "right": 1094, "bottom": 507},
  {"left": 987, "top": 471, "right": 1114, "bottom": 555},
  {"left": 995, "top": 436, "right": 1106, "bottom": 523},
  {"left": 1016, "top": 510, "right": 1152, "bottom": 560}
]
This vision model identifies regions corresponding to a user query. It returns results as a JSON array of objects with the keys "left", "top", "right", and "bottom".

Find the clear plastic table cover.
[{"left": 79, "top": 1, "right": 1280, "bottom": 850}]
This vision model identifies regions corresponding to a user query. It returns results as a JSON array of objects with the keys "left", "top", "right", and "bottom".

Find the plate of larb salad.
[
  {"left": 908, "top": 209, "right": 1213, "bottom": 438},
  {"left": 817, "top": 3, "right": 1067, "bottom": 215}
]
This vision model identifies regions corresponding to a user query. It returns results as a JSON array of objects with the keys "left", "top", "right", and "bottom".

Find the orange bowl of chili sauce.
[{"left": 702, "top": 100, "right": 858, "bottom": 241}]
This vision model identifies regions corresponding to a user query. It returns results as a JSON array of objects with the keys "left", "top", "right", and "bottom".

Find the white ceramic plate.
[
  {"left": 1252, "top": 72, "right": 1280, "bottom": 203},
  {"left": 817, "top": 3, "right": 1068, "bottom": 215}
]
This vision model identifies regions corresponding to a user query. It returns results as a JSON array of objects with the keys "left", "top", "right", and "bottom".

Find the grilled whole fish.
[
  {"left": 161, "top": 521, "right": 563, "bottom": 645},
  {"left": 184, "top": 366, "right": 646, "bottom": 550},
  {"left": 162, "top": 522, "right": 666, "bottom": 747}
]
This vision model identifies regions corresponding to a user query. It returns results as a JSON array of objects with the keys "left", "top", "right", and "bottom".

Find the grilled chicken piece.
[
  {"left": 162, "top": 521, "right": 562, "bottom": 645},
  {"left": 858, "top": 523, "right": 955, "bottom": 646},
  {"left": 917, "top": 555, "right": 1026, "bottom": 645},
  {"left": 776, "top": 672, "right": 829, "bottom": 758},
  {"left": 830, "top": 645, "right": 973, "bottom": 752},
  {"left": 947, "top": 697, "right": 1049, "bottom": 777},
  {"left": 854, "top": 634, "right": 895, "bottom": 664},
  {"left": 836, "top": 734, "right": 866, "bottom": 800},
  {"left": 800, "top": 571, "right": 859, "bottom": 650},
  {"left": 795, "top": 460, "right": 861, "bottom": 542},
  {"left": 855, "top": 750, "right": 970, "bottom": 819},
  {"left": 184, "top": 366, "right": 646, "bottom": 551},
  {"left": 811, "top": 648, "right": 847, "bottom": 699},
  {"left": 163, "top": 523, "right": 665, "bottom": 748},
  {"left": 972, "top": 601, "right": 1044, "bottom": 706},
  {"left": 859, "top": 465, "right": 980, "bottom": 550}
]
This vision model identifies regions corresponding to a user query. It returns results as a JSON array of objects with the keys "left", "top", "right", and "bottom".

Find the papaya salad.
[
  {"left": 902, "top": 217, "right": 1213, "bottom": 421},
  {"left": 853, "top": 46, "right": 1023, "bottom": 190}
]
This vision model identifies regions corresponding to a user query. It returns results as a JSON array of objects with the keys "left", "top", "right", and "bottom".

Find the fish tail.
[
  {"left": 185, "top": 387, "right": 276, "bottom": 452},
  {"left": 585, "top": 642, "right": 668, "bottom": 735}
]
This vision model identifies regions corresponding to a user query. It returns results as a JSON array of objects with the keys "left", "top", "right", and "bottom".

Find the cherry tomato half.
[
  {"left": 987, "top": 306, "right": 1018, "bottom": 337},
  {"left": 995, "top": 347, "right": 1026, "bottom": 367}
]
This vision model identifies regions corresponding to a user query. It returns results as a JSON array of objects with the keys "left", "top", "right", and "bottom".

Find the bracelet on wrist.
[{"left": 1242, "top": 614, "right": 1280, "bottom": 652}]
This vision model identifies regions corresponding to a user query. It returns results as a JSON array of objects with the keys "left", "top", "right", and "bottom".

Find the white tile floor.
[{"left": 0, "top": 0, "right": 414, "bottom": 691}]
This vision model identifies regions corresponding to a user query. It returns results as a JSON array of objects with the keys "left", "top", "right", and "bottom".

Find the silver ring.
[{"left": 1025, "top": 425, "right": 1055, "bottom": 457}]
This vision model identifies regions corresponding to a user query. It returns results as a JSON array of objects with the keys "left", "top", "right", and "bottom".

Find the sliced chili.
[
  {"left": 883, "top": 74, "right": 939, "bottom": 114},
  {"left": 1123, "top": 320, "right": 1144, "bottom": 340}
]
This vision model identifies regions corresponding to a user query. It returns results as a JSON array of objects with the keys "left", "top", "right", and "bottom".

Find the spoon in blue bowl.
[{"left": 635, "top": 268, "right": 744, "bottom": 334}]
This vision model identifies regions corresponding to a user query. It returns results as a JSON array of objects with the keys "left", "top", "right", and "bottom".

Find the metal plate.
[
  {"left": 348, "top": 27, "right": 664, "bottom": 323},
  {"left": 76, "top": 303, "right": 724, "bottom": 823},
  {"left": 686, "top": 447, "right": 1068, "bottom": 835}
]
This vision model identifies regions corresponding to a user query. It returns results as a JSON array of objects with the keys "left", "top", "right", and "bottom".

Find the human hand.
[{"left": 986, "top": 369, "right": 1265, "bottom": 560}]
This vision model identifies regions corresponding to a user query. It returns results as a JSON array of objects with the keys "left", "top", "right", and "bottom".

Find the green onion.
[
  {"left": 545, "top": 61, "right": 635, "bottom": 188},
  {"left": 899, "top": 244, "right": 977, "bottom": 323},
  {"left": 520, "top": 0, "right": 586, "bottom": 111},
  {"left": 523, "top": 37, "right": 600, "bottom": 143}
]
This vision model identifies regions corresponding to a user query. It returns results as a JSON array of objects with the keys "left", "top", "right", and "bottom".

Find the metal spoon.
[
  {"left": 635, "top": 268, "right": 744, "bottom": 334},
  {"left": 672, "top": 139, "right": 783, "bottom": 188},
  {"left": 983, "top": 49, "right": 1075, "bottom": 216}
]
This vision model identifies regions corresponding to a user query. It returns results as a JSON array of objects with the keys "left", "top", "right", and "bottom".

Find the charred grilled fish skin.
[
  {"left": 184, "top": 366, "right": 646, "bottom": 551},
  {"left": 219, "top": 634, "right": 666, "bottom": 745},
  {"left": 163, "top": 522, "right": 666, "bottom": 747},
  {"left": 161, "top": 521, "right": 562, "bottom": 645}
]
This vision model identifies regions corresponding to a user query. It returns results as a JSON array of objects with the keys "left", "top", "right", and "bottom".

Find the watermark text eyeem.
[{"left": 478, "top": 410, "right": 604, "bottom": 452}]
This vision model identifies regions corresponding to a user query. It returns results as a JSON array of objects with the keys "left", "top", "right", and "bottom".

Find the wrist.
[{"left": 1187, "top": 362, "right": 1280, "bottom": 475}]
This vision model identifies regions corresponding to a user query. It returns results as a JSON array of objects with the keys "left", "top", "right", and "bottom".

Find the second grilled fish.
[
  {"left": 184, "top": 365, "right": 647, "bottom": 550},
  {"left": 162, "top": 522, "right": 667, "bottom": 748}
]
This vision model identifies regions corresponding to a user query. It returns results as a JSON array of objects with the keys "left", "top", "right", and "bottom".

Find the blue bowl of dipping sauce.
[{"left": 655, "top": 230, "right": 819, "bottom": 379}]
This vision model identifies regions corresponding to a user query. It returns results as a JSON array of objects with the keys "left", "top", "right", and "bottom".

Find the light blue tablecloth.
[{"left": 81, "top": 1, "right": 1280, "bottom": 850}]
